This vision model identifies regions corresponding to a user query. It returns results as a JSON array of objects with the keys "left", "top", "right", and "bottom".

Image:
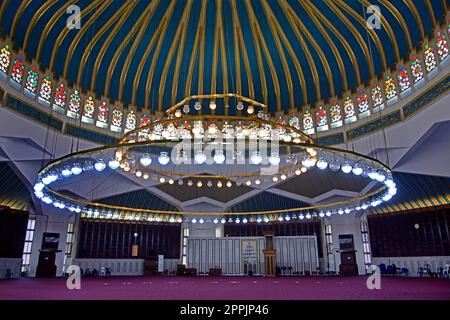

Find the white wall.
[
  {"left": 186, "top": 236, "right": 319, "bottom": 275},
  {"left": 28, "top": 208, "right": 76, "bottom": 277},
  {"left": 324, "top": 213, "right": 367, "bottom": 275}
]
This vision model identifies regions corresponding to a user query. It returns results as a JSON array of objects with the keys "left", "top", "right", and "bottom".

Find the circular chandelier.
[{"left": 33, "top": 94, "right": 397, "bottom": 223}]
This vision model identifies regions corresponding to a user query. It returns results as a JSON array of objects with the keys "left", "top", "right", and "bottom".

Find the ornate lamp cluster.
[{"left": 32, "top": 94, "right": 396, "bottom": 223}]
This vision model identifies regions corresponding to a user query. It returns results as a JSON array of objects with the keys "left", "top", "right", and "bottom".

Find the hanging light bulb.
[
  {"left": 255, "top": 179, "right": 261, "bottom": 185},
  {"left": 207, "top": 181, "right": 213, "bottom": 188},
  {"left": 269, "top": 153, "right": 280, "bottom": 166},
  {"left": 247, "top": 105, "right": 254, "bottom": 114},
  {"left": 352, "top": 165, "right": 363, "bottom": 176},
  {"left": 194, "top": 101, "right": 202, "bottom": 111},
  {"left": 168, "top": 178, "right": 175, "bottom": 185},
  {"left": 213, "top": 150, "right": 225, "bottom": 164},
  {"left": 217, "top": 181, "right": 223, "bottom": 188},
  {"left": 158, "top": 152, "right": 170, "bottom": 165},
  {"left": 136, "top": 171, "right": 142, "bottom": 178},
  {"left": 143, "top": 173, "right": 149, "bottom": 180},
  {"left": 209, "top": 101, "right": 217, "bottom": 110},
  {"left": 237, "top": 101, "right": 244, "bottom": 111},
  {"left": 94, "top": 160, "right": 106, "bottom": 172},
  {"left": 295, "top": 169, "right": 302, "bottom": 175},
  {"left": 159, "top": 177, "right": 166, "bottom": 183},
  {"left": 317, "top": 158, "right": 328, "bottom": 170},
  {"left": 83, "top": 161, "right": 94, "bottom": 172},
  {"left": 71, "top": 163, "right": 82, "bottom": 175},
  {"left": 194, "top": 151, "right": 207, "bottom": 164},
  {"left": 187, "top": 180, "right": 193, "bottom": 187},
  {"left": 250, "top": 151, "right": 262, "bottom": 165},
  {"left": 246, "top": 180, "right": 252, "bottom": 186},
  {"left": 183, "top": 104, "right": 190, "bottom": 113},
  {"left": 341, "top": 163, "right": 353, "bottom": 174},
  {"left": 226, "top": 181, "right": 233, "bottom": 188},
  {"left": 197, "top": 181, "right": 203, "bottom": 188},
  {"left": 175, "top": 109, "right": 182, "bottom": 118},
  {"left": 62, "top": 166, "right": 72, "bottom": 177},
  {"left": 140, "top": 154, "right": 152, "bottom": 167},
  {"left": 329, "top": 161, "right": 341, "bottom": 172},
  {"left": 302, "top": 156, "right": 315, "bottom": 168},
  {"left": 108, "top": 159, "right": 120, "bottom": 170}
]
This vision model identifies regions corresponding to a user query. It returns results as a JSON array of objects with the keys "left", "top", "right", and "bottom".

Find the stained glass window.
[
  {"left": 371, "top": 84, "right": 383, "bottom": 107},
  {"left": 410, "top": 56, "right": 424, "bottom": 83},
  {"left": 53, "top": 83, "right": 66, "bottom": 111},
  {"left": 344, "top": 97, "right": 356, "bottom": 119},
  {"left": 10, "top": 56, "right": 24, "bottom": 85},
  {"left": 288, "top": 114, "right": 300, "bottom": 129},
  {"left": 276, "top": 116, "right": 286, "bottom": 125},
  {"left": 424, "top": 45, "right": 437, "bottom": 72},
  {"left": 82, "top": 96, "right": 95, "bottom": 122},
  {"left": 316, "top": 106, "right": 328, "bottom": 128},
  {"left": 357, "top": 91, "right": 370, "bottom": 115},
  {"left": 111, "top": 106, "right": 124, "bottom": 131},
  {"left": 96, "top": 101, "right": 110, "bottom": 127},
  {"left": 330, "top": 102, "right": 342, "bottom": 124},
  {"left": 125, "top": 111, "right": 137, "bottom": 132},
  {"left": 140, "top": 114, "right": 151, "bottom": 127},
  {"left": 0, "top": 45, "right": 11, "bottom": 76},
  {"left": 67, "top": 90, "right": 81, "bottom": 118},
  {"left": 302, "top": 110, "right": 314, "bottom": 132},
  {"left": 397, "top": 67, "right": 410, "bottom": 92},
  {"left": 24, "top": 67, "right": 39, "bottom": 95},
  {"left": 39, "top": 77, "right": 53, "bottom": 104},
  {"left": 436, "top": 31, "right": 449, "bottom": 61},
  {"left": 385, "top": 76, "right": 396, "bottom": 100}
]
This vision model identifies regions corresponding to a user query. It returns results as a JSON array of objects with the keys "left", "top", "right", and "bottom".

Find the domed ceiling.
[{"left": 0, "top": 0, "right": 447, "bottom": 113}]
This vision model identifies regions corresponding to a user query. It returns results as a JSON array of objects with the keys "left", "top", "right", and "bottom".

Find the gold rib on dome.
[
  {"left": 36, "top": 0, "right": 78, "bottom": 62},
  {"left": 260, "top": 0, "right": 296, "bottom": 110},
  {"left": 359, "top": 0, "right": 400, "bottom": 62},
  {"left": 278, "top": 0, "right": 322, "bottom": 102},
  {"left": 379, "top": 0, "right": 413, "bottom": 52},
  {"left": 132, "top": 1, "right": 177, "bottom": 106},
  {"left": 118, "top": 1, "right": 159, "bottom": 101},
  {"left": 90, "top": 1, "right": 137, "bottom": 93},
  {"left": 105, "top": 1, "right": 156, "bottom": 99},
  {"left": 324, "top": 0, "right": 375, "bottom": 78},
  {"left": 300, "top": 0, "right": 351, "bottom": 91},
  {"left": 334, "top": 0, "right": 387, "bottom": 71},
  {"left": 245, "top": 0, "right": 282, "bottom": 111},
  {"left": 23, "top": 0, "right": 58, "bottom": 52},
  {"left": 402, "top": 0, "right": 425, "bottom": 41},
  {"left": 184, "top": 0, "right": 208, "bottom": 99},
  {"left": 157, "top": 0, "right": 194, "bottom": 111},
  {"left": 75, "top": 1, "right": 132, "bottom": 87},
  {"left": 49, "top": 1, "right": 101, "bottom": 71},
  {"left": 144, "top": 0, "right": 178, "bottom": 109},
  {"left": 229, "top": 0, "right": 255, "bottom": 100},
  {"left": 62, "top": 0, "right": 113, "bottom": 80},
  {"left": 9, "top": 0, "right": 32, "bottom": 40}
]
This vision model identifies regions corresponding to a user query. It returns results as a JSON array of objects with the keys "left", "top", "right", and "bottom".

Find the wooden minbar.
[{"left": 263, "top": 232, "right": 276, "bottom": 277}]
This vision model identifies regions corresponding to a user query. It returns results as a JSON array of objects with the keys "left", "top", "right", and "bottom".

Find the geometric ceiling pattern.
[
  {"left": 0, "top": 1, "right": 447, "bottom": 112},
  {"left": 0, "top": 162, "right": 31, "bottom": 211}
]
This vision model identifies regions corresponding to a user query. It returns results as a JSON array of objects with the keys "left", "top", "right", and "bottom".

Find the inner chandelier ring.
[{"left": 33, "top": 94, "right": 397, "bottom": 222}]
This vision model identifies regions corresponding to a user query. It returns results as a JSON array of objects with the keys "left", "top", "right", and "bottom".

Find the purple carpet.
[{"left": 0, "top": 276, "right": 449, "bottom": 300}]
